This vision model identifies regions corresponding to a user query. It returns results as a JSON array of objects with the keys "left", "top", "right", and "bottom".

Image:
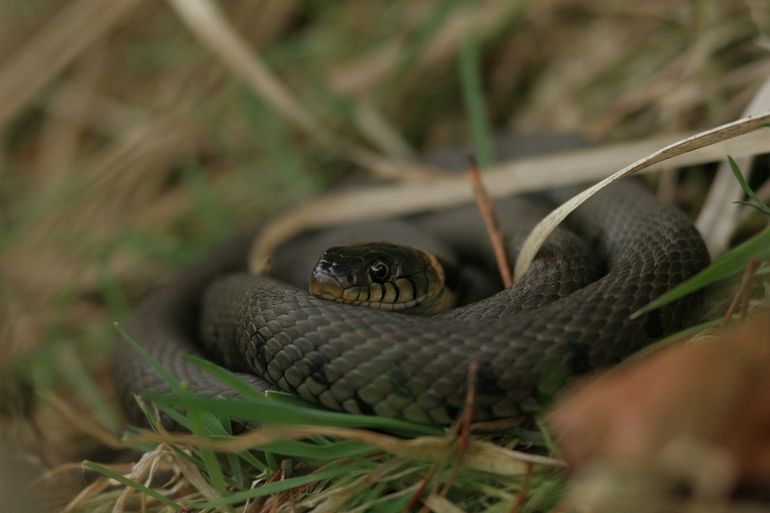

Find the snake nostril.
[{"left": 313, "top": 258, "right": 333, "bottom": 274}]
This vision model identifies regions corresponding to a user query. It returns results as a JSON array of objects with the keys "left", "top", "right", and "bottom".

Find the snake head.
[{"left": 308, "top": 242, "right": 454, "bottom": 314}]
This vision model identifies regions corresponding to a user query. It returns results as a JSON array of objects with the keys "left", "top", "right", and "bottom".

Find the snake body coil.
[{"left": 114, "top": 175, "right": 709, "bottom": 425}]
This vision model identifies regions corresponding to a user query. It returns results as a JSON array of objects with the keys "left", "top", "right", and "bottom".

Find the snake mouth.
[
  {"left": 308, "top": 276, "right": 425, "bottom": 311},
  {"left": 308, "top": 277, "right": 345, "bottom": 302}
]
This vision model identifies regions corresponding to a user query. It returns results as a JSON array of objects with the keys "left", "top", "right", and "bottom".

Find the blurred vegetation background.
[{"left": 0, "top": 0, "right": 768, "bottom": 511}]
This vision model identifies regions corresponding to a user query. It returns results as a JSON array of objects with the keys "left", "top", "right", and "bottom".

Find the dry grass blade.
[
  {"left": 128, "top": 425, "right": 561, "bottom": 477},
  {"left": 0, "top": 0, "right": 144, "bottom": 131},
  {"left": 249, "top": 127, "right": 770, "bottom": 272},
  {"left": 46, "top": 395, "right": 127, "bottom": 450},
  {"left": 113, "top": 446, "right": 166, "bottom": 513},
  {"left": 168, "top": 446, "right": 220, "bottom": 502},
  {"left": 353, "top": 99, "right": 415, "bottom": 160},
  {"left": 65, "top": 447, "right": 171, "bottom": 512},
  {"left": 63, "top": 477, "right": 110, "bottom": 513},
  {"left": 424, "top": 494, "right": 467, "bottom": 513},
  {"left": 514, "top": 112, "right": 770, "bottom": 280},
  {"left": 43, "top": 80, "right": 147, "bottom": 137},
  {"left": 166, "top": 0, "right": 318, "bottom": 136}
]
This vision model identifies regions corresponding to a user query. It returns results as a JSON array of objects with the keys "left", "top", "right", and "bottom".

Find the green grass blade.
[
  {"left": 727, "top": 156, "right": 770, "bottom": 216},
  {"left": 196, "top": 462, "right": 366, "bottom": 509},
  {"left": 144, "top": 393, "right": 442, "bottom": 436},
  {"left": 632, "top": 227, "right": 770, "bottom": 318},
  {"left": 194, "top": 418, "right": 270, "bottom": 472},
  {"left": 185, "top": 355, "right": 265, "bottom": 400},
  {"left": 734, "top": 199, "right": 770, "bottom": 217},
  {"left": 186, "top": 396, "right": 254, "bottom": 509},
  {"left": 459, "top": 26, "right": 495, "bottom": 167},
  {"left": 83, "top": 461, "right": 182, "bottom": 509},
  {"left": 536, "top": 419, "right": 558, "bottom": 456},
  {"left": 188, "top": 409, "right": 232, "bottom": 512},
  {"left": 239, "top": 450, "right": 270, "bottom": 474},
  {"left": 97, "top": 258, "right": 130, "bottom": 320},
  {"left": 265, "top": 389, "right": 323, "bottom": 408},
  {"left": 152, "top": 400, "right": 192, "bottom": 431},
  {"left": 727, "top": 155, "right": 767, "bottom": 207},
  {"left": 625, "top": 317, "right": 722, "bottom": 363},
  {"left": 56, "top": 344, "right": 119, "bottom": 432},
  {"left": 227, "top": 452, "right": 245, "bottom": 488},
  {"left": 189, "top": 356, "right": 358, "bottom": 413},
  {"left": 264, "top": 451, "right": 279, "bottom": 471},
  {"left": 172, "top": 406, "right": 269, "bottom": 472},
  {"left": 113, "top": 321, "right": 182, "bottom": 393}
]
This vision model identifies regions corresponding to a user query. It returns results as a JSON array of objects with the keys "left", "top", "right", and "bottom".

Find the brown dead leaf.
[{"left": 548, "top": 313, "right": 770, "bottom": 486}]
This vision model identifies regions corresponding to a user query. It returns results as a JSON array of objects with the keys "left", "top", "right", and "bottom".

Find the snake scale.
[{"left": 113, "top": 135, "right": 710, "bottom": 426}]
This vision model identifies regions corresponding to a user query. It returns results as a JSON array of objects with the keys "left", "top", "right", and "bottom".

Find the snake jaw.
[
  {"left": 307, "top": 275, "right": 345, "bottom": 301},
  {"left": 308, "top": 276, "right": 426, "bottom": 310}
]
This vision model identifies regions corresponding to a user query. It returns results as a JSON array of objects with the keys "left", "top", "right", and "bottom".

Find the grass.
[
  {"left": 1, "top": 1, "right": 769, "bottom": 512},
  {"left": 77, "top": 323, "right": 558, "bottom": 511}
]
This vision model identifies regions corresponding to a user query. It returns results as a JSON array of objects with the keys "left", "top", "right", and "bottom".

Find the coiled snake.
[{"left": 114, "top": 137, "right": 710, "bottom": 426}]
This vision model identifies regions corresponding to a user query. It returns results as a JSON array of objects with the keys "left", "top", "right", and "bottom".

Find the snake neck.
[
  {"left": 411, "top": 285, "right": 456, "bottom": 315},
  {"left": 407, "top": 252, "right": 456, "bottom": 315}
]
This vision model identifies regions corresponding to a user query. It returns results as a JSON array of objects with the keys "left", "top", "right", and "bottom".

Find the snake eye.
[{"left": 368, "top": 260, "right": 390, "bottom": 283}]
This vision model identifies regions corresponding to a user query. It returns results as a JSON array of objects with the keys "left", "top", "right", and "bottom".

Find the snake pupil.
[{"left": 368, "top": 261, "right": 390, "bottom": 282}]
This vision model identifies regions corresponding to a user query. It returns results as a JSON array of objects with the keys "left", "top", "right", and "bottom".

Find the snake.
[{"left": 113, "top": 135, "right": 711, "bottom": 426}]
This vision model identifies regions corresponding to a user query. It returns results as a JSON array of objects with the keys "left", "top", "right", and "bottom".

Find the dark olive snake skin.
[{"left": 113, "top": 141, "right": 710, "bottom": 426}]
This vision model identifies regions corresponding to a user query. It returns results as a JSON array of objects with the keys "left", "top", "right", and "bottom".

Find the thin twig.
[
  {"left": 722, "top": 257, "right": 761, "bottom": 325},
  {"left": 508, "top": 462, "right": 532, "bottom": 513},
  {"left": 404, "top": 466, "right": 435, "bottom": 513},
  {"left": 738, "top": 258, "right": 762, "bottom": 320},
  {"left": 439, "top": 362, "right": 478, "bottom": 498},
  {"left": 470, "top": 417, "right": 521, "bottom": 432},
  {"left": 458, "top": 362, "right": 478, "bottom": 461},
  {"left": 466, "top": 156, "right": 513, "bottom": 288}
]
